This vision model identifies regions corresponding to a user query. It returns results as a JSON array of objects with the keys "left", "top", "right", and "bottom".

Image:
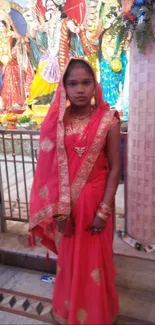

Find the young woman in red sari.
[{"left": 30, "top": 58, "right": 120, "bottom": 325}]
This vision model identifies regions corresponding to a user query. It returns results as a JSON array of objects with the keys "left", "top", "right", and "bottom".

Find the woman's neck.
[{"left": 70, "top": 104, "right": 92, "bottom": 117}]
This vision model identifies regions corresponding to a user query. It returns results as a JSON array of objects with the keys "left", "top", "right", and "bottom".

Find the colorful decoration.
[
  {"left": 122, "top": 0, "right": 134, "bottom": 13},
  {"left": 100, "top": 50, "right": 127, "bottom": 108},
  {"left": 2, "top": 0, "right": 146, "bottom": 123},
  {"left": 6, "top": 113, "right": 18, "bottom": 129},
  {"left": 109, "top": 0, "right": 155, "bottom": 52},
  {"left": 0, "top": 1, "right": 33, "bottom": 111},
  {"left": 110, "top": 59, "right": 122, "bottom": 73},
  {"left": 0, "top": 18, "right": 13, "bottom": 66},
  {"left": 1, "top": 39, "right": 33, "bottom": 110},
  {"left": 25, "top": 0, "right": 86, "bottom": 103},
  {"left": 59, "top": 18, "right": 70, "bottom": 72},
  {"left": 98, "top": 1, "right": 127, "bottom": 107}
]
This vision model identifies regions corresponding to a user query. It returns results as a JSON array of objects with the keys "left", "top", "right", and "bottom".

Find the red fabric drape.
[{"left": 37, "top": 0, "right": 46, "bottom": 16}]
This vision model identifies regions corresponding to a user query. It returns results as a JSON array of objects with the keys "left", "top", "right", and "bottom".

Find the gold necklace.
[
  {"left": 70, "top": 106, "right": 94, "bottom": 123},
  {"left": 70, "top": 111, "right": 92, "bottom": 158},
  {"left": 71, "top": 111, "right": 91, "bottom": 122}
]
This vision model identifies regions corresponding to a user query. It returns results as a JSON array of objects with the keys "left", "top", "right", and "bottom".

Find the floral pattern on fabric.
[
  {"left": 76, "top": 309, "right": 88, "bottom": 325},
  {"left": 40, "top": 137, "right": 54, "bottom": 152},
  {"left": 91, "top": 268, "right": 101, "bottom": 286},
  {"left": 39, "top": 185, "right": 49, "bottom": 199}
]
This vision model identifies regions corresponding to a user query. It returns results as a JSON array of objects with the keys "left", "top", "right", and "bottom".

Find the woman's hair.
[{"left": 63, "top": 59, "right": 95, "bottom": 86}]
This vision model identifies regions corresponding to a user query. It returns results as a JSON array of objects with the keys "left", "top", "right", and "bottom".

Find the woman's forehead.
[{"left": 66, "top": 66, "right": 94, "bottom": 79}]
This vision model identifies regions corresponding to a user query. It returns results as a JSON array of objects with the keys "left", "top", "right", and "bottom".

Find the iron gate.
[{"left": 0, "top": 129, "right": 39, "bottom": 231}]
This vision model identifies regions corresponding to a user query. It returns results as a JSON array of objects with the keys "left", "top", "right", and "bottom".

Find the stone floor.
[
  {"left": 0, "top": 265, "right": 53, "bottom": 324},
  {"left": 0, "top": 264, "right": 152, "bottom": 325},
  {"left": 0, "top": 312, "right": 47, "bottom": 325}
]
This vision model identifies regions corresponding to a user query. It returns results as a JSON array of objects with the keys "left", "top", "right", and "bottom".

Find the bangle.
[
  {"left": 96, "top": 202, "right": 113, "bottom": 221},
  {"left": 100, "top": 202, "right": 113, "bottom": 212},
  {"left": 96, "top": 210, "right": 108, "bottom": 222}
]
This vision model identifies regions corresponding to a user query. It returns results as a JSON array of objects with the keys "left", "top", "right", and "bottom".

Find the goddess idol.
[
  {"left": 0, "top": 0, "right": 33, "bottom": 110},
  {"left": 26, "top": 0, "right": 68, "bottom": 104},
  {"left": 26, "top": 0, "right": 94, "bottom": 105}
]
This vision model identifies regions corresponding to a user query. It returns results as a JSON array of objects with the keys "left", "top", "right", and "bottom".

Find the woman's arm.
[
  {"left": 87, "top": 121, "right": 120, "bottom": 235},
  {"left": 103, "top": 122, "right": 121, "bottom": 207}
]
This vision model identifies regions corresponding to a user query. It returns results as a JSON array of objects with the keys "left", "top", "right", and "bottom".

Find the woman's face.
[{"left": 65, "top": 65, "right": 95, "bottom": 108}]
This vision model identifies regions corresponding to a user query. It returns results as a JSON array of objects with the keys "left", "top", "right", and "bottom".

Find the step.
[
  {"left": 0, "top": 232, "right": 57, "bottom": 274},
  {"left": 116, "top": 316, "right": 153, "bottom": 324},
  {"left": 118, "top": 286, "right": 155, "bottom": 323},
  {"left": 1, "top": 232, "right": 155, "bottom": 292},
  {"left": 114, "top": 234, "right": 155, "bottom": 293}
]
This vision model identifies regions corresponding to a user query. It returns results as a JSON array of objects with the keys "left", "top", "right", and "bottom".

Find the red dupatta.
[{"left": 29, "top": 58, "right": 117, "bottom": 237}]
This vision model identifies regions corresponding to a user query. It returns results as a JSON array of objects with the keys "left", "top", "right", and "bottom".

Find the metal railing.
[
  {"left": 0, "top": 129, "right": 39, "bottom": 231},
  {"left": 0, "top": 129, "right": 128, "bottom": 232}
]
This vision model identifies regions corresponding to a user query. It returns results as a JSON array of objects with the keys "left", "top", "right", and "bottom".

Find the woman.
[{"left": 30, "top": 58, "right": 120, "bottom": 325}]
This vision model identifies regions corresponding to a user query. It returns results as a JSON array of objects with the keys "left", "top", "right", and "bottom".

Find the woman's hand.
[
  {"left": 86, "top": 215, "right": 106, "bottom": 235},
  {"left": 56, "top": 216, "right": 75, "bottom": 237},
  {"left": 57, "top": 219, "right": 67, "bottom": 234}
]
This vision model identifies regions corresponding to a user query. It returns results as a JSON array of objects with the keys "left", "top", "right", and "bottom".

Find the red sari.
[{"left": 30, "top": 59, "right": 119, "bottom": 325}]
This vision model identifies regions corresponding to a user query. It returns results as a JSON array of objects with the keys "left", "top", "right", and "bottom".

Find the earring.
[
  {"left": 91, "top": 91, "right": 96, "bottom": 106},
  {"left": 66, "top": 99, "right": 71, "bottom": 108}
]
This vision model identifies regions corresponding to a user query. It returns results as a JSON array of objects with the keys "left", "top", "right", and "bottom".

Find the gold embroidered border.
[
  {"left": 65, "top": 122, "right": 89, "bottom": 136},
  {"left": 55, "top": 227, "right": 63, "bottom": 252},
  {"left": 29, "top": 201, "right": 70, "bottom": 229},
  {"left": 71, "top": 110, "right": 116, "bottom": 206},
  {"left": 57, "top": 87, "right": 71, "bottom": 206},
  {"left": 30, "top": 87, "right": 71, "bottom": 228}
]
